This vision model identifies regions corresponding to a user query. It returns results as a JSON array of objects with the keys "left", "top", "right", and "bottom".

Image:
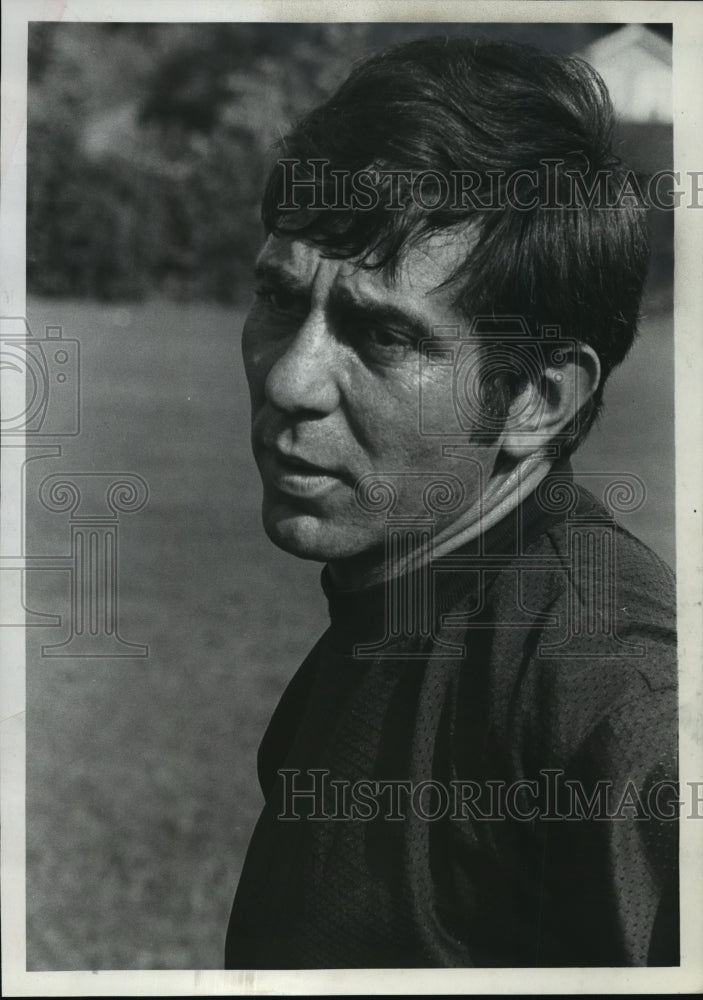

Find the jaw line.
[{"left": 350, "top": 452, "right": 553, "bottom": 585}]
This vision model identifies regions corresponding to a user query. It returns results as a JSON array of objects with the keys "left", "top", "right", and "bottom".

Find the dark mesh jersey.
[{"left": 225, "top": 466, "right": 678, "bottom": 968}]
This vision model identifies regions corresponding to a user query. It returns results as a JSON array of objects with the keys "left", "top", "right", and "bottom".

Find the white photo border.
[{"left": 1, "top": 0, "right": 701, "bottom": 995}]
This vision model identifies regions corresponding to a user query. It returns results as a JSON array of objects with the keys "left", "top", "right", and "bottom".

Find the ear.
[{"left": 498, "top": 344, "right": 601, "bottom": 458}]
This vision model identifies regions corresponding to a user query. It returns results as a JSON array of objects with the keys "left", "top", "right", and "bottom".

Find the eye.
[
  {"left": 358, "top": 322, "right": 416, "bottom": 360},
  {"left": 366, "top": 324, "right": 401, "bottom": 348}
]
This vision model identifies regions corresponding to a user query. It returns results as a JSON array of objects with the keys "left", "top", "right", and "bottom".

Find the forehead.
[{"left": 257, "top": 228, "right": 477, "bottom": 306}]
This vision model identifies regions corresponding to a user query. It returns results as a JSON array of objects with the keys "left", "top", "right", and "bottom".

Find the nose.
[{"left": 264, "top": 308, "right": 341, "bottom": 415}]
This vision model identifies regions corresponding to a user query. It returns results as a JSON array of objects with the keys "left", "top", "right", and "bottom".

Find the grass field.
[{"left": 24, "top": 291, "right": 674, "bottom": 969}]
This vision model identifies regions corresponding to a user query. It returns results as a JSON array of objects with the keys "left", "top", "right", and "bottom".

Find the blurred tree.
[{"left": 26, "top": 21, "right": 627, "bottom": 303}]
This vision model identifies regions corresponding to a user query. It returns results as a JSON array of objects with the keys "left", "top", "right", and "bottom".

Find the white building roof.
[{"left": 581, "top": 25, "right": 672, "bottom": 124}]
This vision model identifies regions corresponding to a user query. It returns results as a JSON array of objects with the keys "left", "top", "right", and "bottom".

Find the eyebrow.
[
  {"left": 329, "top": 285, "right": 430, "bottom": 342},
  {"left": 254, "top": 257, "right": 434, "bottom": 341},
  {"left": 253, "top": 259, "right": 310, "bottom": 296}
]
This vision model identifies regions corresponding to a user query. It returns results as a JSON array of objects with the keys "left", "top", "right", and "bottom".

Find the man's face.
[{"left": 242, "top": 232, "right": 500, "bottom": 583}]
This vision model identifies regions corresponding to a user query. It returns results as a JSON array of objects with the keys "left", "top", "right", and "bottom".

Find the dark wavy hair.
[{"left": 261, "top": 36, "right": 650, "bottom": 456}]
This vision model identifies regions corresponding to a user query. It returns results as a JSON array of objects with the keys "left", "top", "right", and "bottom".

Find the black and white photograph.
[{"left": 1, "top": 0, "right": 702, "bottom": 995}]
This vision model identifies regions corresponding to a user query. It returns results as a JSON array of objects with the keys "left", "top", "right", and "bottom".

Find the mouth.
[{"left": 261, "top": 447, "right": 344, "bottom": 499}]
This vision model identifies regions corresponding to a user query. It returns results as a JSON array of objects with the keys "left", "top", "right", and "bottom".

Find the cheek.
[
  {"left": 421, "top": 362, "right": 457, "bottom": 418},
  {"left": 342, "top": 364, "right": 425, "bottom": 463},
  {"left": 369, "top": 367, "right": 457, "bottom": 467}
]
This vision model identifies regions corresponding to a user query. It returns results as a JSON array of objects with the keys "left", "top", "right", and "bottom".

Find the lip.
[{"left": 261, "top": 447, "right": 343, "bottom": 498}]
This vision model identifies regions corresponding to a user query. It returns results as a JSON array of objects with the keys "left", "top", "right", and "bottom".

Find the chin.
[
  {"left": 261, "top": 499, "right": 375, "bottom": 564},
  {"left": 263, "top": 519, "right": 329, "bottom": 561},
  {"left": 262, "top": 509, "right": 342, "bottom": 562}
]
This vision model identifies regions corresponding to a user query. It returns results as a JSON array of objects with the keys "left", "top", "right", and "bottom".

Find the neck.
[{"left": 327, "top": 451, "right": 553, "bottom": 592}]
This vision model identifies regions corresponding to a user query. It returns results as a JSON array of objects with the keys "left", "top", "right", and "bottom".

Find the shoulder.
[
  {"left": 540, "top": 483, "right": 676, "bottom": 625},
  {"left": 452, "top": 483, "right": 677, "bottom": 771}
]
